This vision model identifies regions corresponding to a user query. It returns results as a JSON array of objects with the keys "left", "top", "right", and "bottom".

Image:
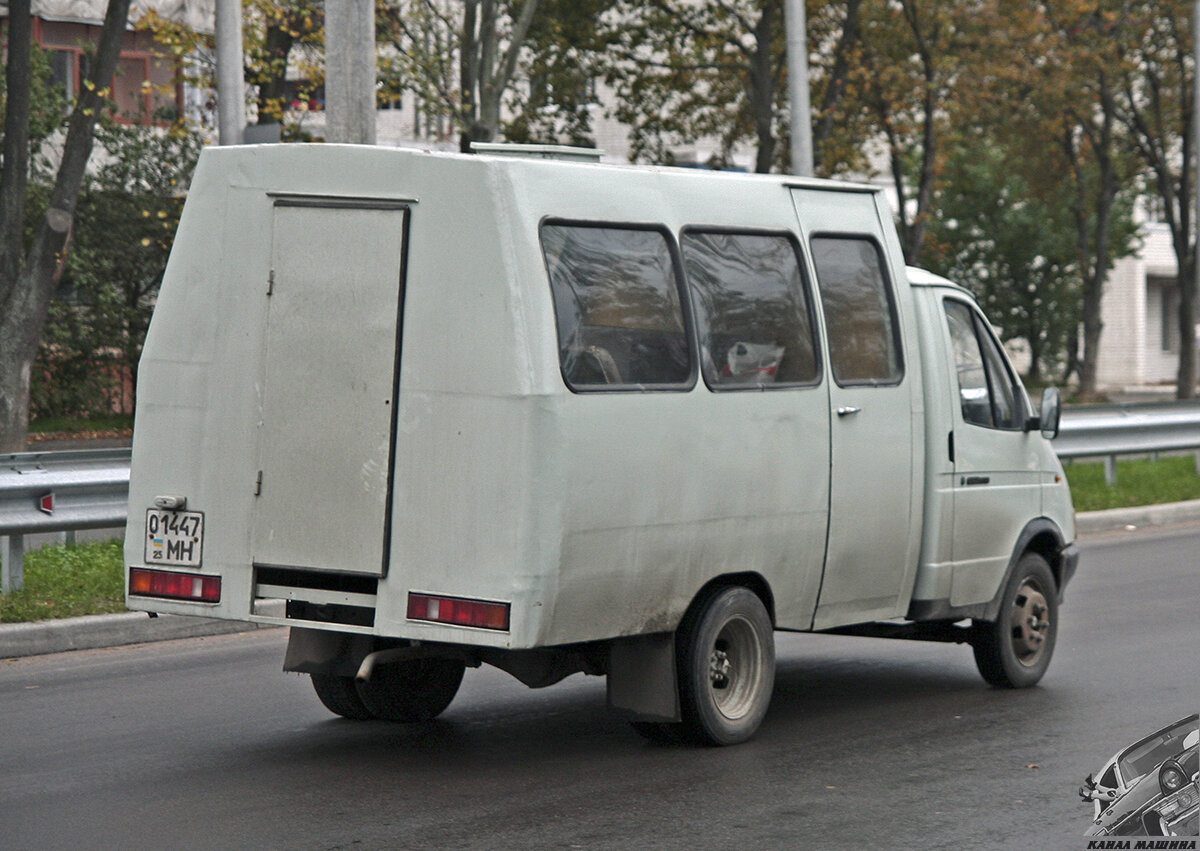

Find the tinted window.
[
  {"left": 945, "top": 299, "right": 1024, "bottom": 430},
  {"left": 810, "top": 236, "right": 903, "bottom": 385},
  {"left": 681, "top": 230, "right": 819, "bottom": 389},
  {"left": 541, "top": 223, "right": 691, "bottom": 389}
]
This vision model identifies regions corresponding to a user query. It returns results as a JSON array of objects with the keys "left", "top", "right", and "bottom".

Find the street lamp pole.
[
  {"left": 784, "top": 0, "right": 814, "bottom": 176},
  {"left": 325, "top": 0, "right": 377, "bottom": 144},
  {"left": 215, "top": 0, "right": 245, "bottom": 145}
]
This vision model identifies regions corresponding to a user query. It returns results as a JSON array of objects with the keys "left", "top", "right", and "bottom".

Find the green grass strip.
[
  {"left": 1064, "top": 455, "right": 1200, "bottom": 512},
  {"left": 0, "top": 539, "right": 126, "bottom": 623}
]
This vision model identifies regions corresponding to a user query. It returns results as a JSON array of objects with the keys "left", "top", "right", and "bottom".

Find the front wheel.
[
  {"left": 972, "top": 552, "right": 1058, "bottom": 688},
  {"left": 676, "top": 585, "right": 775, "bottom": 746}
]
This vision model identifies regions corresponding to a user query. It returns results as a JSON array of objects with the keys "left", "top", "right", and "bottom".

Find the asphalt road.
[{"left": 2, "top": 525, "right": 1196, "bottom": 851}]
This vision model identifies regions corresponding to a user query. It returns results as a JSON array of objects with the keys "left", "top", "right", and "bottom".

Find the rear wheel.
[
  {"left": 972, "top": 552, "right": 1058, "bottom": 688},
  {"left": 355, "top": 658, "right": 466, "bottom": 722},
  {"left": 310, "top": 673, "right": 374, "bottom": 720},
  {"left": 676, "top": 585, "right": 775, "bottom": 746}
]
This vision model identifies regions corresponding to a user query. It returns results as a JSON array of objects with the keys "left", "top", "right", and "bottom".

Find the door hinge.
[
  {"left": 254, "top": 470, "right": 263, "bottom": 496},
  {"left": 267, "top": 269, "right": 275, "bottom": 295}
]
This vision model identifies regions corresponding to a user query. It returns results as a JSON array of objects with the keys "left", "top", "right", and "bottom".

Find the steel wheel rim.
[
  {"left": 708, "top": 615, "right": 763, "bottom": 720},
  {"left": 1010, "top": 577, "right": 1051, "bottom": 667}
]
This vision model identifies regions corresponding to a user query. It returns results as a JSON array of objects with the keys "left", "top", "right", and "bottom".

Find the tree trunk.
[
  {"left": 0, "top": 0, "right": 33, "bottom": 312},
  {"left": 749, "top": 3, "right": 776, "bottom": 174},
  {"left": 254, "top": 26, "right": 296, "bottom": 121},
  {"left": 901, "top": 0, "right": 938, "bottom": 266},
  {"left": 1174, "top": 252, "right": 1197, "bottom": 400},
  {"left": 812, "top": 0, "right": 862, "bottom": 176},
  {"left": 459, "top": 0, "right": 540, "bottom": 152},
  {"left": 0, "top": 0, "right": 132, "bottom": 452},
  {"left": 1078, "top": 277, "right": 1105, "bottom": 401},
  {"left": 1069, "top": 77, "right": 1119, "bottom": 402}
]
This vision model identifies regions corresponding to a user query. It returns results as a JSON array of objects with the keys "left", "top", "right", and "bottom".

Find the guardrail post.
[
  {"left": 1105, "top": 455, "right": 1117, "bottom": 487},
  {"left": 1, "top": 534, "right": 25, "bottom": 593}
]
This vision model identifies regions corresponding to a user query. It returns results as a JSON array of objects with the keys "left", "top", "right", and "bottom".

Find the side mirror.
[{"left": 1039, "top": 387, "right": 1062, "bottom": 440}]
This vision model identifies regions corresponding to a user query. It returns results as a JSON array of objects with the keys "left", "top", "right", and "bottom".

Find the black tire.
[
  {"left": 676, "top": 585, "right": 775, "bottom": 746},
  {"left": 355, "top": 658, "right": 466, "bottom": 722},
  {"left": 972, "top": 552, "right": 1058, "bottom": 688},
  {"left": 311, "top": 673, "right": 375, "bottom": 720}
]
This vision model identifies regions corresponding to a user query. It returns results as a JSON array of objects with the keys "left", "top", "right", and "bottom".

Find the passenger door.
[
  {"left": 792, "top": 189, "right": 919, "bottom": 629},
  {"left": 941, "top": 297, "right": 1042, "bottom": 606}
]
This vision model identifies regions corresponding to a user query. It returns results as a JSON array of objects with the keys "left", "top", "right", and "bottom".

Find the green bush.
[{"left": 31, "top": 119, "right": 202, "bottom": 419}]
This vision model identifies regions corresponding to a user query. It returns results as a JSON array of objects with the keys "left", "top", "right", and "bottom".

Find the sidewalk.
[{"left": 3, "top": 500, "right": 1200, "bottom": 660}]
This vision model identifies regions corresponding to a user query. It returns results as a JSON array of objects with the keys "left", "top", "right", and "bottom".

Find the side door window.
[
  {"left": 944, "top": 299, "right": 1025, "bottom": 429},
  {"left": 810, "top": 236, "right": 904, "bottom": 385}
]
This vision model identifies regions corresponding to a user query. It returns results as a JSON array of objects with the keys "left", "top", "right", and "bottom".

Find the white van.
[{"left": 125, "top": 143, "right": 1078, "bottom": 745}]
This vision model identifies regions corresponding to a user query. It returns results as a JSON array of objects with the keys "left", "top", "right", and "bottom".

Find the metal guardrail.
[
  {"left": 1052, "top": 399, "right": 1200, "bottom": 485},
  {"left": 1, "top": 449, "right": 130, "bottom": 593},
  {"left": 2, "top": 400, "right": 1199, "bottom": 593}
]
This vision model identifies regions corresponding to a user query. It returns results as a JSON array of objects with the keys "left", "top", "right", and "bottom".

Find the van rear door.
[{"left": 252, "top": 199, "right": 409, "bottom": 577}]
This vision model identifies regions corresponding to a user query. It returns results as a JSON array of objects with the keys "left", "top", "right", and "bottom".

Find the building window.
[
  {"left": 1153, "top": 276, "right": 1179, "bottom": 353},
  {"left": 541, "top": 222, "right": 693, "bottom": 390},
  {"left": 681, "top": 229, "right": 820, "bottom": 389},
  {"left": 47, "top": 49, "right": 90, "bottom": 105}
]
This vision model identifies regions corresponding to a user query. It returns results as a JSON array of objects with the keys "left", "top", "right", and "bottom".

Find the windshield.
[{"left": 1118, "top": 716, "right": 1200, "bottom": 782}]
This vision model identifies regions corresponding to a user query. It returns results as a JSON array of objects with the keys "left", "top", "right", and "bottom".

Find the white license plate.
[{"left": 145, "top": 509, "right": 205, "bottom": 567}]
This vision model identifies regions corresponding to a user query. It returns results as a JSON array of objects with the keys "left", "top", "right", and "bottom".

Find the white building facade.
[{"left": 1097, "top": 223, "right": 1199, "bottom": 391}]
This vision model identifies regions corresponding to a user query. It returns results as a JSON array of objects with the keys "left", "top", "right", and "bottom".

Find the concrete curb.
[
  {"left": 0, "top": 611, "right": 280, "bottom": 659},
  {"left": 4, "top": 501, "right": 1200, "bottom": 660},
  {"left": 1074, "top": 498, "right": 1200, "bottom": 535}
]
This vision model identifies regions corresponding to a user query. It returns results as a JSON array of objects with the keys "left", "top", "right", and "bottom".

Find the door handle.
[
  {"left": 962, "top": 475, "right": 990, "bottom": 486},
  {"left": 836, "top": 406, "right": 862, "bottom": 417}
]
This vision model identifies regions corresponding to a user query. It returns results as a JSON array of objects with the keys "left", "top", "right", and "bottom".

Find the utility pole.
[
  {"left": 215, "top": 0, "right": 245, "bottom": 145},
  {"left": 784, "top": 0, "right": 813, "bottom": 176},
  {"left": 325, "top": 0, "right": 377, "bottom": 144}
]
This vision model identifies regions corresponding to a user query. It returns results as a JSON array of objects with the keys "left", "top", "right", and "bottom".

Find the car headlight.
[{"left": 1160, "top": 760, "right": 1188, "bottom": 794}]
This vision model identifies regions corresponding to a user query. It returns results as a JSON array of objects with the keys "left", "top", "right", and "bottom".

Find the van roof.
[{"left": 906, "top": 266, "right": 958, "bottom": 288}]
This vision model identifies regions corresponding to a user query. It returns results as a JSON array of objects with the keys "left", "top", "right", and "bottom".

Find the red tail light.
[
  {"left": 130, "top": 567, "right": 221, "bottom": 603},
  {"left": 407, "top": 592, "right": 509, "bottom": 631}
]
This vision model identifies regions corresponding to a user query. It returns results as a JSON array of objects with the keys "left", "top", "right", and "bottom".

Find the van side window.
[
  {"left": 944, "top": 299, "right": 1024, "bottom": 430},
  {"left": 541, "top": 223, "right": 692, "bottom": 390},
  {"left": 810, "top": 236, "right": 903, "bottom": 385},
  {"left": 681, "top": 230, "right": 819, "bottom": 389}
]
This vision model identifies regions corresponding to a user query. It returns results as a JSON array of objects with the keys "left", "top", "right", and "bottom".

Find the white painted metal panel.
[
  {"left": 791, "top": 188, "right": 918, "bottom": 628},
  {"left": 252, "top": 201, "right": 406, "bottom": 576},
  {"left": 940, "top": 296, "right": 1043, "bottom": 606}
]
